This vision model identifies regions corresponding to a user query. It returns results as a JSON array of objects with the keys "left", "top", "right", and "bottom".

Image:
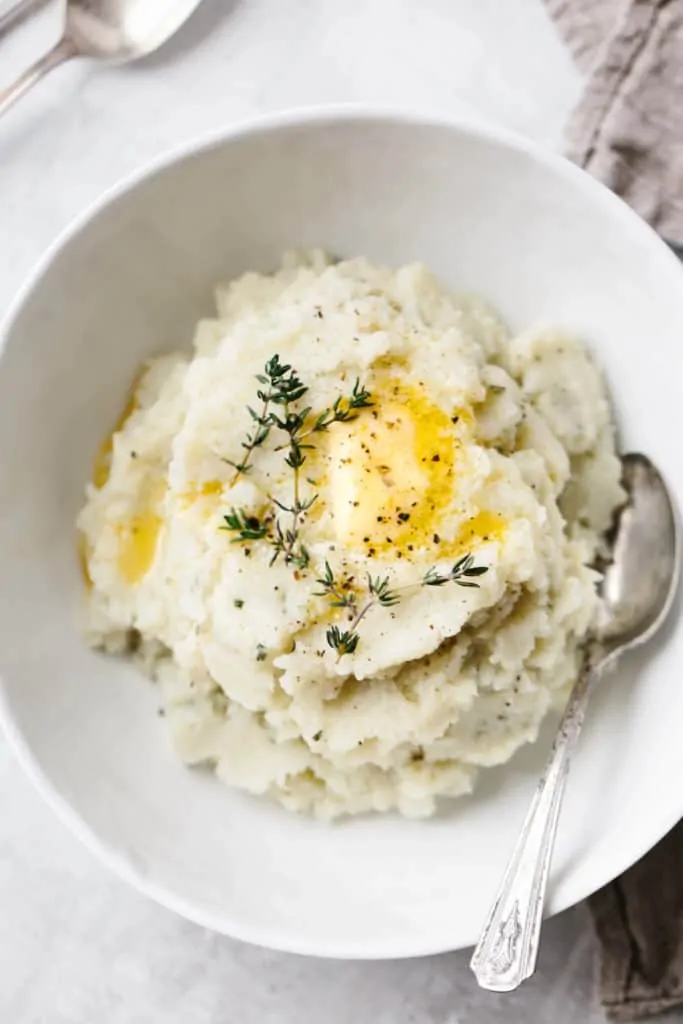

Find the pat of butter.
[{"left": 328, "top": 401, "right": 428, "bottom": 546}]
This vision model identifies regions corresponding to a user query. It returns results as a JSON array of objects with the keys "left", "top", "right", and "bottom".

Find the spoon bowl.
[
  {"left": 599, "top": 453, "right": 680, "bottom": 656},
  {"left": 0, "top": 0, "right": 204, "bottom": 117},
  {"left": 66, "top": 0, "right": 206, "bottom": 62}
]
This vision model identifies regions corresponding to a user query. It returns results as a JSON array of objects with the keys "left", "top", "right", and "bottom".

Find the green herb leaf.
[
  {"left": 423, "top": 555, "right": 490, "bottom": 589},
  {"left": 367, "top": 574, "right": 400, "bottom": 607},
  {"left": 326, "top": 626, "right": 360, "bottom": 657},
  {"left": 312, "top": 378, "right": 374, "bottom": 433},
  {"left": 422, "top": 567, "right": 448, "bottom": 587},
  {"left": 221, "top": 508, "right": 268, "bottom": 542}
]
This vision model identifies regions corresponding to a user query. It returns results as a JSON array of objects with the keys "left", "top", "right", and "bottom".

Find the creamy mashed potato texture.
[{"left": 78, "top": 252, "right": 624, "bottom": 818}]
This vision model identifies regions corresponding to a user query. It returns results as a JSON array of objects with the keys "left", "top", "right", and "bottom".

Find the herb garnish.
[
  {"left": 325, "top": 575, "right": 400, "bottom": 655},
  {"left": 221, "top": 508, "right": 268, "bottom": 542},
  {"left": 267, "top": 368, "right": 316, "bottom": 568},
  {"left": 308, "top": 379, "right": 373, "bottom": 433},
  {"left": 223, "top": 356, "right": 373, "bottom": 568},
  {"left": 272, "top": 377, "right": 373, "bottom": 449},
  {"left": 422, "top": 554, "right": 489, "bottom": 589},
  {"left": 326, "top": 625, "right": 360, "bottom": 658},
  {"left": 269, "top": 501, "right": 315, "bottom": 570},
  {"left": 314, "top": 560, "right": 357, "bottom": 610},
  {"left": 317, "top": 566, "right": 401, "bottom": 658},
  {"left": 321, "top": 557, "right": 489, "bottom": 658},
  {"left": 226, "top": 355, "right": 308, "bottom": 482}
]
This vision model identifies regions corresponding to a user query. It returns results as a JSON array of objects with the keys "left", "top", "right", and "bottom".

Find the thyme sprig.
[
  {"left": 270, "top": 494, "right": 317, "bottom": 569},
  {"left": 422, "top": 554, "right": 489, "bottom": 589},
  {"left": 310, "top": 379, "right": 373, "bottom": 433},
  {"left": 268, "top": 373, "right": 315, "bottom": 568},
  {"left": 323, "top": 556, "right": 489, "bottom": 658},
  {"left": 273, "top": 377, "right": 373, "bottom": 450},
  {"left": 324, "top": 573, "right": 399, "bottom": 661},
  {"left": 314, "top": 561, "right": 358, "bottom": 610},
  {"left": 227, "top": 355, "right": 308, "bottom": 482},
  {"left": 326, "top": 626, "right": 360, "bottom": 658},
  {"left": 224, "top": 356, "right": 372, "bottom": 570}
]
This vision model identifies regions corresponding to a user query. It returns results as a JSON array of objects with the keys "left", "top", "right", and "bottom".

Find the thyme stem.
[{"left": 324, "top": 557, "right": 489, "bottom": 658}]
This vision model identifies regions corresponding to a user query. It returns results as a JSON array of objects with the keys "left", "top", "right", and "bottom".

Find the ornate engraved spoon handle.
[{"left": 470, "top": 654, "right": 601, "bottom": 991}]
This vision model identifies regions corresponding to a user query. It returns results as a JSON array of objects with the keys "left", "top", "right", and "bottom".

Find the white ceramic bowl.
[{"left": 1, "top": 108, "right": 682, "bottom": 959}]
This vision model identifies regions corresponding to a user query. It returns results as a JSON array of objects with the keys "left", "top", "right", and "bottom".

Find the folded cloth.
[
  {"left": 546, "top": 0, "right": 683, "bottom": 246},
  {"left": 544, "top": 1, "right": 683, "bottom": 1019},
  {"left": 590, "top": 825, "right": 683, "bottom": 1021}
]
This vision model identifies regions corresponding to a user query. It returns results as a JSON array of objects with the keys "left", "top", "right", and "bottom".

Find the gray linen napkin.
[
  {"left": 589, "top": 825, "right": 683, "bottom": 1020},
  {"left": 543, "top": 1, "right": 683, "bottom": 1018},
  {"left": 546, "top": 0, "right": 683, "bottom": 246}
]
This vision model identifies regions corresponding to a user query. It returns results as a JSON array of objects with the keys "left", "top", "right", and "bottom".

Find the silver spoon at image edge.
[
  {"left": 0, "top": 0, "right": 204, "bottom": 119},
  {"left": 470, "top": 452, "right": 680, "bottom": 993}
]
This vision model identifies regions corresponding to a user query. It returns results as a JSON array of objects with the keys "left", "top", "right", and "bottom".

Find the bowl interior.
[{"left": 1, "top": 112, "right": 682, "bottom": 957}]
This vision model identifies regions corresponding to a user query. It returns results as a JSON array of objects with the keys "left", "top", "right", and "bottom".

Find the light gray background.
[{"left": 0, "top": 1, "right": 673, "bottom": 1021}]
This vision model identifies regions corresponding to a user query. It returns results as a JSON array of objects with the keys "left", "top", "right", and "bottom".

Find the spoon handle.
[
  {"left": 470, "top": 654, "right": 601, "bottom": 992},
  {"left": 0, "top": 0, "right": 51, "bottom": 43},
  {"left": 0, "top": 36, "right": 77, "bottom": 120}
]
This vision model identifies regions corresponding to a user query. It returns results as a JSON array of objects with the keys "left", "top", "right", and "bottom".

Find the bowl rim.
[{"left": 2, "top": 103, "right": 683, "bottom": 959}]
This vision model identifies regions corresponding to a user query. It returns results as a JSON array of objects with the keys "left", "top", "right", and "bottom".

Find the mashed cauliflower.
[{"left": 78, "top": 251, "right": 624, "bottom": 819}]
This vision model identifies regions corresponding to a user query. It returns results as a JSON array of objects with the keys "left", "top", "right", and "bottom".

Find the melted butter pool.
[{"left": 325, "top": 379, "right": 457, "bottom": 556}]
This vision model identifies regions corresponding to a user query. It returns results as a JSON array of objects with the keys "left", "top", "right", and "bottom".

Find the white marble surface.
[{"left": 0, "top": 2, "right": 666, "bottom": 1022}]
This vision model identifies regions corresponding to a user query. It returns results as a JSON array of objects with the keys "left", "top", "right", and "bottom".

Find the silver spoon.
[
  {"left": 470, "top": 452, "right": 680, "bottom": 993},
  {"left": 0, "top": 0, "right": 204, "bottom": 119}
]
